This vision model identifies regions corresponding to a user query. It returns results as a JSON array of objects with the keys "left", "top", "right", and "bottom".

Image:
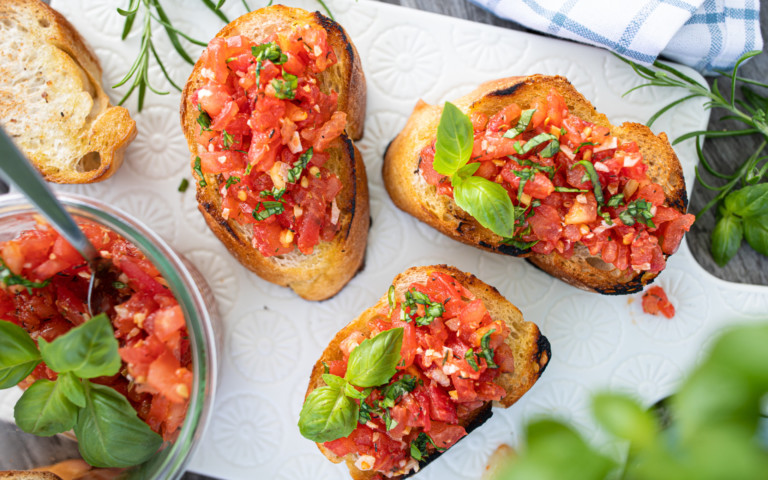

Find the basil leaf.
[
  {"left": 0, "top": 258, "right": 50, "bottom": 291},
  {"left": 75, "top": 382, "right": 162, "bottom": 468},
  {"left": 410, "top": 432, "right": 442, "bottom": 461},
  {"left": 298, "top": 382, "right": 358, "bottom": 443},
  {"left": 592, "top": 393, "right": 657, "bottom": 449},
  {"left": 379, "top": 375, "right": 417, "bottom": 409},
  {"left": 251, "top": 42, "right": 287, "bottom": 64},
  {"left": 322, "top": 373, "right": 346, "bottom": 389},
  {"left": 454, "top": 176, "right": 516, "bottom": 237},
  {"left": 387, "top": 285, "right": 396, "bottom": 312},
  {"left": 58, "top": 371, "right": 86, "bottom": 408},
  {"left": 515, "top": 133, "right": 558, "bottom": 156},
  {"left": 503, "top": 109, "right": 536, "bottom": 139},
  {"left": 743, "top": 215, "right": 768, "bottom": 256},
  {"left": 177, "top": 178, "right": 189, "bottom": 193},
  {"left": 345, "top": 328, "right": 403, "bottom": 388},
  {"left": 343, "top": 383, "right": 370, "bottom": 401},
  {"left": 539, "top": 137, "right": 560, "bottom": 158},
  {"left": 38, "top": 313, "right": 120, "bottom": 379},
  {"left": 14, "top": 379, "right": 77, "bottom": 436},
  {"left": 607, "top": 193, "right": 625, "bottom": 207},
  {"left": 724, "top": 184, "right": 768, "bottom": 217},
  {"left": 193, "top": 156, "right": 207, "bottom": 187},
  {"left": 711, "top": 213, "right": 743, "bottom": 267},
  {"left": 251, "top": 201, "right": 285, "bottom": 221},
  {"left": 574, "top": 141, "right": 599, "bottom": 154},
  {"left": 479, "top": 329, "right": 498, "bottom": 369},
  {"left": 465, "top": 349, "right": 479, "bottom": 371},
  {"left": 287, "top": 148, "right": 313, "bottom": 184},
  {"left": 454, "top": 162, "right": 481, "bottom": 184},
  {"left": 433, "top": 102, "right": 474, "bottom": 176},
  {"left": 196, "top": 104, "right": 211, "bottom": 134},
  {"left": 222, "top": 130, "right": 234, "bottom": 149},
  {"left": 0, "top": 320, "right": 41, "bottom": 389},
  {"left": 271, "top": 71, "right": 298, "bottom": 100},
  {"left": 574, "top": 160, "right": 605, "bottom": 204}
]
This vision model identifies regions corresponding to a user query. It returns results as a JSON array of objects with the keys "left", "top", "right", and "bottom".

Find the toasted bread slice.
[
  {"left": 383, "top": 75, "right": 688, "bottom": 294},
  {"left": 305, "top": 265, "right": 551, "bottom": 479},
  {"left": 180, "top": 5, "right": 368, "bottom": 301},
  {"left": 0, "top": 0, "right": 136, "bottom": 183}
]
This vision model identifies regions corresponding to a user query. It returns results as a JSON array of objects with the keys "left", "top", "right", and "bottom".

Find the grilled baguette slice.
[
  {"left": 383, "top": 75, "right": 688, "bottom": 295},
  {"left": 180, "top": 5, "right": 368, "bottom": 301},
  {"left": 306, "top": 264, "right": 551, "bottom": 479},
  {"left": 0, "top": 0, "right": 136, "bottom": 183}
]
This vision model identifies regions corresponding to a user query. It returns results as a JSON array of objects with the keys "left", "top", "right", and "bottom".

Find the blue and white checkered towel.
[{"left": 469, "top": 0, "right": 763, "bottom": 74}]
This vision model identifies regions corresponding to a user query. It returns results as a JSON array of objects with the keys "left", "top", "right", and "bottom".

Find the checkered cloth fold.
[{"left": 469, "top": 0, "right": 763, "bottom": 74}]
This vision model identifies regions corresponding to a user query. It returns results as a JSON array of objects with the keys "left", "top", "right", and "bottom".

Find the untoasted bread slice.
[
  {"left": 180, "top": 5, "right": 368, "bottom": 301},
  {"left": 305, "top": 265, "right": 551, "bottom": 479},
  {"left": 0, "top": 0, "right": 136, "bottom": 183},
  {"left": 383, "top": 76, "right": 688, "bottom": 294}
]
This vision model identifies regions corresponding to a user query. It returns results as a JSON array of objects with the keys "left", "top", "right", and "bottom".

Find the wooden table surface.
[{"left": 5, "top": 1, "right": 767, "bottom": 479}]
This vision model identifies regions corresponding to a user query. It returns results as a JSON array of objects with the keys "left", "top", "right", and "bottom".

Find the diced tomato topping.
[
  {"left": 642, "top": 285, "right": 676, "bottom": 319},
  {"left": 418, "top": 89, "right": 696, "bottom": 273},
  {"left": 0, "top": 221, "right": 192, "bottom": 441},
  {"left": 191, "top": 27, "right": 345, "bottom": 257},
  {"left": 321, "top": 272, "right": 515, "bottom": 477}
]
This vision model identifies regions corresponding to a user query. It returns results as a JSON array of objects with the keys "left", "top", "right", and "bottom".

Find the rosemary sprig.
[
  {"left": 115, "top": 0, "right": 335, "bottom": 110},
  {"left": 618, "top": 51, "right": 768, "bottom": 265}
]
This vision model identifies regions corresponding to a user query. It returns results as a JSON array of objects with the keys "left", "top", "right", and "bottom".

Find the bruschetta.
[
  {"left": 383, "top": 75, "right": 695, "bottom": 294},
  {"left": 180, "top": 5, "right": 368, "bottom": 301},
  {"left": 299, "top": 265, "right": 550, "bottom": 479},
  {"left": 0, "top": 0, "right": 136, "bottom": 183}
]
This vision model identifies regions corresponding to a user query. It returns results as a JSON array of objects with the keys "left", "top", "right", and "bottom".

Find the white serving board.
[{"left": 31, "top": 0, "right": 768, "bottom": 478}]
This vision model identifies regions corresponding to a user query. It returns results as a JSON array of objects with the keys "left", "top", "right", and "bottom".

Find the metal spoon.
[{"left": 0, "top": 127, "right": 110, "bottom": 317}]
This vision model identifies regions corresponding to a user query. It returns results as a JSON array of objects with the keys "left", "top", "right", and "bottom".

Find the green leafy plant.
[
  {"left": 618, "top": 51, "right": 768, "bottom": 265},
  {"left": 0, "top": 315, "right": 162, "bottom": 468},
  {"left": 115, "top": 0, "right": 335, "bottom": 110},
  {"left": 494, "top": 322, "right": 768, "bottom": 480},
  {"left": 298, "top": 328, "right": 404, "bottom": 442},
  {"left": 433, "top": 102, "right": 517, "bottom": 237}
]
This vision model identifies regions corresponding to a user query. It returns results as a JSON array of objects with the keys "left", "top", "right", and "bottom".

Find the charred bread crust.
[
  {"left": 383, "top": 75, "right": 688, "bottom": 294},
  {"left": 180, "top": 5, "right": 368, "bottom": 301},
  {"left": 305, "top": 265, "right": 550, "bottom": 479}
]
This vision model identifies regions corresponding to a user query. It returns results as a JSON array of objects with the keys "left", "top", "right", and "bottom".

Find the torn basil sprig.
[
  {"left": 0, "top": 316, "right": 162, "bottom": 468},
  {"left": 299, "top": 328, "right": 404, "bottom": 443},
  {"left": 573, "top": 160, "right": 605, "bottom": 204},
  {"left": 410, "top": 432, "right": 445, "bottom": 461},
  {"left": 0, "top": 259, "right": 50, "bottom": 293},
  {"left": 432, "top": 102, "right": 516, "bottom": 237},
  {"left": 399, "top": 288, "right": 445, "bottom": 326},
  {"left": 513, "top": 133, "right": 560, "bottom": 158},
  {"left": 619, "top": 199, "right": 656, "bottom": 228}
]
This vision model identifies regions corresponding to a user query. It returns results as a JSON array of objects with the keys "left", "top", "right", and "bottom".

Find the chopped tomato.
[
  {"left": 0, "top": 221, "right": 192, "bottom": 442},
  {"left": 418, "top": 88, "right": 696, "bottom": 274},
  {"left": 191, "top": 28, "right": 345, "bottom": 257},
  {"left": 322, "top": 272, "right": 516, "bottom": 477},
  {"left": 642, "top": 285, "right": 675, "bottom": 319}
]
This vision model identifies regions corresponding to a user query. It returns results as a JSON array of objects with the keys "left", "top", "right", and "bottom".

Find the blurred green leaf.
[{"left": 593, "top": 393, "right": 657, "bottom": 449}]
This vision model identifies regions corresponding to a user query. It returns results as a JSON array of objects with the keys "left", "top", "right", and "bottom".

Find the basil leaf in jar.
[
  {"left": 0, "top": 320, "right": 41, "bottom": 389},
  {"left": 38, "top": 313, "right": 121, "bottom": 379},
  {"left": 14, "top": 379, "right": 78, "bottom": 436},
  {"left": 454, "top": 176, "right": 516, "bottom": 238},
  {"left": 433, "top": 102, "right": 474, "bottom": 176},
  {"left": 298, "top": 381, "right": 359, "bottom": 443},
  {"left": 58, "top": 371, "right": 86, "bottom": 408},
  {"left": 345, "top": 328, "right": 404, "bottom": 388},
  {"left": 75, "top": 381, "right": 163, "bottom": 468}
]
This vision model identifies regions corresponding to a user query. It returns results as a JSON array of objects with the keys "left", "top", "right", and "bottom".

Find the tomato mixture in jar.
[
  {"left": 323, "top": 272, "right": 515, "bottom": 477},
  {"left": 190, "top": 25, "right": 346, "bottom": 257},
  {"left": 421, "top": 90, "right": 696, "bottom": 273},
  {"left": 0, "top": 221, "right": 191, "bottom": 441}
]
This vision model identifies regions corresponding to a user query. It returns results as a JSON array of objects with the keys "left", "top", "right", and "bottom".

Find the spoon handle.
[{"left": 0, "top": 127, "right": 99, "bottom": 262}]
